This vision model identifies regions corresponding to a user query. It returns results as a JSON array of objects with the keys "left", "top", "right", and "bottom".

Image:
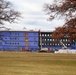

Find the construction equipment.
[{"left": 60, "top": 40, "right": 67, "bottom": 49}]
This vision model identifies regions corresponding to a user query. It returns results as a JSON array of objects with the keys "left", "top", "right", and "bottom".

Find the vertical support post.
[{"left": 39, "top": 30, "right": 42, "bottom": 50}]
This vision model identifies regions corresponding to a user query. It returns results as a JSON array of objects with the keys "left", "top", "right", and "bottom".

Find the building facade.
[
  {"left": 0, "top": 30, "right": 75, "bottom": 51},
  {"left": 40, "top": 32, "right": 75, "bottom": 50},
  {"left": 0, "top": 31, "right": 40, "bottom": 51}
]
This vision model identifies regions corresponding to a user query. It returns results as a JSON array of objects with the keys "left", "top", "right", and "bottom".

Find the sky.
[{"left": 4, "top": 0, "right": 65, "bottom": 31}]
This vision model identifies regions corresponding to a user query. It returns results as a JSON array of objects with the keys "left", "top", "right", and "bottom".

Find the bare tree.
[{"left": 0, "top": 0, "right": 21, "bottom": 25}]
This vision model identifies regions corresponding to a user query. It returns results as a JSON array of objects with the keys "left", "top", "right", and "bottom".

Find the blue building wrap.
[
  {"left": 71, "top": 42, "right": 76, "bottom": 49},
  {"left": 0, "top": 31, "right": 40, "bottom": 51}
]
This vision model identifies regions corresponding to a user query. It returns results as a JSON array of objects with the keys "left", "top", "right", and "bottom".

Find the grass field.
[{"left": 0, "top": 51, "right": 76, "bottom": 75}]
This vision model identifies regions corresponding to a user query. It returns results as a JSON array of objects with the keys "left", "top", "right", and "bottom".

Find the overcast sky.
[{"left": 5, "top": 0, "right": 65, "bottom": 31}]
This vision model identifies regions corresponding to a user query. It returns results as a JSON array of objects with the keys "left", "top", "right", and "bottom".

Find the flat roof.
[{"left": 0, "top": 30, "right": 54, "bottom": 32}]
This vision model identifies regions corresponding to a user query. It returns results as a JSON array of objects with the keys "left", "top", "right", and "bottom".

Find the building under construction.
[{"left": 0, "top": 30, "right": 76, "bottom": 51}]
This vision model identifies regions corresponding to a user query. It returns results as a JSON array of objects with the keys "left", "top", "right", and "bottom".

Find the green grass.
[{"left": 0, "top": 51, "right": 76, "bottom": 75}]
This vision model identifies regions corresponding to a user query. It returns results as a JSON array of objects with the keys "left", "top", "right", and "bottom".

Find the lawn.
[{"left": 0, "top": 51, "right": 76, "bottom": 75}]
